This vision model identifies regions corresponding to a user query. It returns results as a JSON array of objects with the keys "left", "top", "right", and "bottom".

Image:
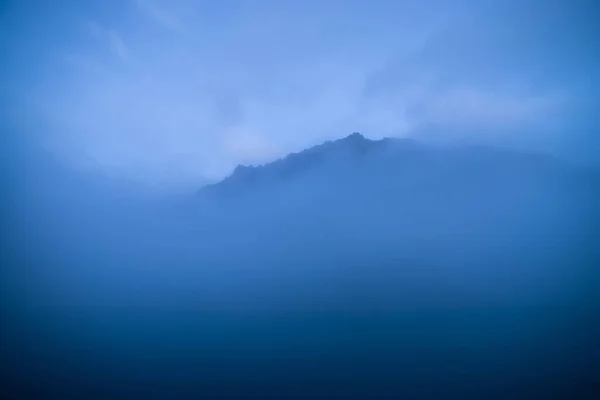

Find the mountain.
[
  {"left": 192, "top": 132, "right": 599, "bottom": 301},
  {"left": 201, "top": 132, "right": 399, "bottom": 197},
  {"left": 202, "top": 131, "right": 597, "bottom": 198},
  {"left": 198, "top": 133, "right": 599, "bottom": 235}
]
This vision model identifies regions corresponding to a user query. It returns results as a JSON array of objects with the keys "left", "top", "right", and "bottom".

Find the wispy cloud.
[
  {"left": 63, "top": 53, "right": 106, "bottom": 75},
  {"left": 222, "top": 128, "right": 280, "bottom": 166},
  {"left": 419, "top": 88, "right": 566, "bottom": 128},
  {"left": 86, "top": 21, "right": 129, "bottom": 60},
  {"left": 5, "top": 0, "right": 596, "bottom": 188},
  {"left": 135, "top": 0, "right": 187, "bottom": 34},
  {"left": 106, "top": 31, "right": 129, "bottom": 60}
]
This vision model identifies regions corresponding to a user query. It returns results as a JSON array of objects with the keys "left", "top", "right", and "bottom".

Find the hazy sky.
[{"left": 2, "top": 0, "right": 598, "bottom": 189}]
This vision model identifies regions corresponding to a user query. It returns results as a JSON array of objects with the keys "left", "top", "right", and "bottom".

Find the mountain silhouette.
[
  {"left": 193, "top": 132, "right": 599, "bottom": 282},
  {"left": 201, "top": 132, "right": 399, "bottom": 196},
  {"left": 199, "top": 132, "right": 598, "bottom": 218}
]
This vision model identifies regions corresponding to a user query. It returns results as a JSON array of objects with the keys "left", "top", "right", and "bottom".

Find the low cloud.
[
  {"left": 410, "top": 87, "right": 567, "bottom": 129},
  {"left": 222, "top": 129, "right": 281, "bottom": 166}
]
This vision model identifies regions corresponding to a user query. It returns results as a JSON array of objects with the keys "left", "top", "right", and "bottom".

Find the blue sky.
[{"left": 2, "top": 0, "right": 598, "bottom": 189}]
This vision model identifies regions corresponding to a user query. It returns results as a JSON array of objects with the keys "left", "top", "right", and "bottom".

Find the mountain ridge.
[
  {"left": 199, "top": 131, "right": 590, "bottom": 200},
  {"left": 200, "top": 132, "right": 422, "bottom": 196}
]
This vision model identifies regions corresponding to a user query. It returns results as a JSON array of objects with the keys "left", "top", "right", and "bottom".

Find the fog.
[
  {"left": 2, "top": 133, "right": 598, "bottom": 398},
  {"left": 2, "top": 0, "right": 599, "bottom": 396}
]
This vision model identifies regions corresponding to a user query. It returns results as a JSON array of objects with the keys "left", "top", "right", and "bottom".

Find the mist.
[
  {"left": 2, "top": 0, "right": 600, "bottom": 398},
  {"left": 2, "top": 130, "right": 599, "bottom": 398}
]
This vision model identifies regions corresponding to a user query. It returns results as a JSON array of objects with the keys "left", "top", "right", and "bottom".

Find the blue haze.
[{"left": 1, "top": 1, "right": 600, "bottom": 399}]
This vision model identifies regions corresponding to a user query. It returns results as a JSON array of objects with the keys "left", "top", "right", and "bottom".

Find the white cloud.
[
  {"left": 414, "top": 87, "right": 567, "bottom": 129},
  {"left": 222, "top": 129, "right": 280, "bottom": 166},
  {"left": 107, "top": 31, "right": 129, "bottom": 60},
  {"left": 63, "top": 53, "right": 106, "bottom": 75},
  {"left": 86, "top": 20, "right": 129, "bottom": 60},
  {"left": 135, "top": 0, "right": 187, "bottom": 34}
]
